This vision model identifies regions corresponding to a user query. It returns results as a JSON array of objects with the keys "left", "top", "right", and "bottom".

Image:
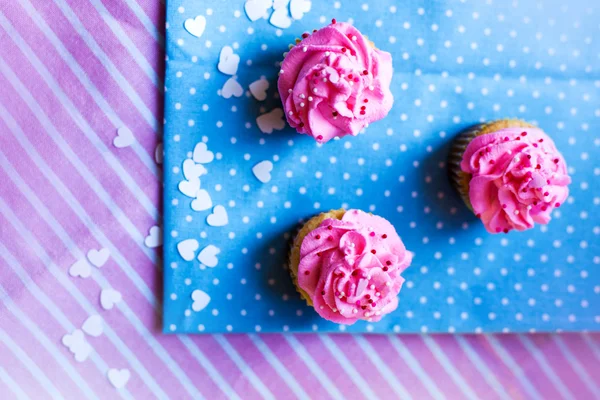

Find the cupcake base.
[
  {"left": 448, "top": 119, "right": 534, "bottom": 211},
  {"left": 288, "top": 209, "right": 346, "bottom": 306}
]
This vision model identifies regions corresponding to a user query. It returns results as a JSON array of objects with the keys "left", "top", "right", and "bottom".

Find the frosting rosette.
[
  {"left": 297, "top": 210, "right": 412, "bottom": 324},
  {"left": 277, "top": 20, "right": 394, "bottom": 143},
  {"left": 460, "top": 127, "right": 570, "bottom": 233}
]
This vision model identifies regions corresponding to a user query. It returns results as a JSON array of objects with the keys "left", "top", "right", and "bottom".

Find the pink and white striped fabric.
[{"left": 0, "top": 1, "right": 598, "bottom": 399}]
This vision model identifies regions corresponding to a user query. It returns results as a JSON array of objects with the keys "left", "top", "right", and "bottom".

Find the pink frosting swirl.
[
  {"left": 298, "top": 210, "right": 412, "bottom": 324},
  {"left": 278, "top": 21, "right": 394, "bottom": 143},
  {"left": 460, "top": 127, "right": 570, "bottom": 233}
]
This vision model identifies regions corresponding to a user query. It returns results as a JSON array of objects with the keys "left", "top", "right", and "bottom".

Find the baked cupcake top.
[
  {"left": 460, "top": 127, "right": 570, "bottom": 233},
  {"left": 278, "top": 20, "right": 394, "bottom": 143},
  {"left": 297, "top": 209, "right": 411, "bottom": 324}
]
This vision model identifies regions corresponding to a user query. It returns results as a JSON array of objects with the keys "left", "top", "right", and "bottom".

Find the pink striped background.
[{"left": 0, "top": 1, "right": 598, "bottom": 399}]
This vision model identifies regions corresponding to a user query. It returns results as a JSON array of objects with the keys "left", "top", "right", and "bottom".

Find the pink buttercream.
[
  {"left": 298, "top": 210, "right": 412, "bottom": 324},
  {"left": 460, "top": 127, "right": 570, "bottom": 234},
  {"left": 278, "top": 21, "right": 394, "bottom": 143}
]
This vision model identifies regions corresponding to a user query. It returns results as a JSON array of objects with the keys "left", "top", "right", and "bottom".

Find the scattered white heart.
[
  {"left": 197, "top": 245, "right": 220, "bottom": 268},
  {"left": 192, "top": 142, "right": 214, "bottom": 164},
  {"left": 184, "top": 15, "right": 206, "bottom": 38},
  {"left": 108, "top": 369, "right": 131, "bottom": 389},
  {"left": 82, "top": 315, "right": 104, "bottom": 337},
  {"left": 155, "top": 143, "right": 163, "bottom": 164},
  {"left": 177, "top": 239, "right": 199, "bottom": 261},
  {"left": 249, "top": 77, "right": 269, "bottom": 101},
  {"left": 206, "top": 205, "right": 228, "bottom": 227},
  {"left": 113, "top": 127, "right": 135, "bottom": 148},
  {"left": 87, "top": 248, "right": 110, "bottom": 268},
  {"left": 244, "top": 0, "right": 273, "bottom": 21},
  {"left": 252, "top": 160, "right": 273, "bottom": 183},
  {"left": 256, "top": 108, "right": 285, "bottom": 133},
  {"left": 178, "top": 178, "right": 201, "bottom": 198},
  {"left": 144, "top": 226, "right": 162, "bottom": 248},
  {"left": 218, "top": 46, "right": 240, "bottom": 76},
  {"left": 100, "top": 289, "right": 122, "bottom": 310},
  {"left": 183, "top": 159, "right": 207, "bottom": 180},
  {"left": 191, "top": 289, "right": 211, "bottom": 312},
  {"left": 221, "top": 77, "right": 244, "bottom": 99},
  {"left": 62, "top": 329, "right": 92, "bottom": 362},
  {"left": 191, "top": 189, "right": 212, "bottom": 212},
  {"left": 290, "top": 0, "right": 311, "bottom": 20},
  {"left": 69, "top": 258, "right": 92, "bottom": 279},
  {"left": 270, "top": 5, "right": 292, "bottom": 29}
]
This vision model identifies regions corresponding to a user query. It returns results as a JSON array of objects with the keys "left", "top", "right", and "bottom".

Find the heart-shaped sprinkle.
[
  {"left": 197, "top": 245, "right": 220, "bottom": 268},
  {"left": 144, "top": 226, "right": 162, "bottom": 248},
  {"left": 192, "top": 142, "right": 214, "bottom": 164},
  {"left": 252, "top": 160, "right": 273, "bottom": 183},
  {"left": 256, "top": 108, "right": 285, "bottom": 134},
  {"left": 177, "top": 239, "right": 199, "bottom": 261},
  {"left": 100, "top": 289, "right": 122, "bottom": 310},
  {"left": 183, "top": 159, "right": 207, "bottom": 180},
  {"left": 81, "top": 315, "right": 104, "bottom": 337},
  {"left": 290, "top": 0, "right": 311, "bottom": 20},
  {"left": 206, "top": 205, "right": 228, "bottom": 227},
  {"left": 87, "top": 248, "right": 110, "bottom": 268},
  {"left": 218, "top": 46, "right": 240, "bottom": 76},
  {"left": 184, "top": 15, "right": 206, "bottom": 38},
  {"left": 178, "top": 178, "right": 201, "bottom": 198},
  {"left": 191, "top": 289, "right": 211, "bottom": 312},
  {"left": 113, "top": 127, "right": 135, "bottom": 148},
  {"left": 244, "top": 0, "right": 273, "bottom": 21},
  {"left": 69, "top": 259, "right": 92, "bottom": 278},
  {"left": 249, "top": 77, "right": 269, "bottom": 101},
  {"left": 62, "top": 329, "right": 92, "bottom": 362},
  {"left": 191, "top": 189, "right": 212, "bottom": 212},
  {"left": 270, "top": 5, "right": 292, "bottom": 29},
  {"left": 108, "top": 369, "right": 131, "bottom": 389},
  {"left": 221, "top": 77, "right": 244, "bottom": 99}
]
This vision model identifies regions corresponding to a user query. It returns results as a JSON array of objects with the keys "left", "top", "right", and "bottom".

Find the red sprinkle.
[
  {"left": 368, "top": 299, "right": 373, "bottom": 303},
  {"left": 313, "top": 29, "right": 317, "bottom": 33},
  {"left": 304, "top": 271, "right": 310, "bottom": 275},
  {"left": 521, "top": 131, "right": 527, "bottom": 136},
  {"left": 360, "top": 106, "right": 366, "bottom": 110},
  {"left": 553, "top": 158, "right": 559, "bottom": 163},
  {"left": 299, "top": 122, "right": 305, "bottom": 128},
  {"left": 372, "top": 303, "right": 377, "bottom": 307},
  {"left": 317, "top": 135, "right": 323, "bottom": 140},
  {"left": 544, "top": 191, "right": 549, "bottom": 196},
  {"left": 327, "top": 226, "right": 333, "bottom": 230},
  {"left": 371, "top": 249, "right": 377, "bottom": 254},
  {"left": 533, "top": 201, "right": 538, "bottom": 206},
  {"left": 382, "top": 234, "right": 388, "bottom": 239},
  {"left": 386, "top": 260, "right": 392, "bottom": 266},
  {"left": 502, "top": 204, "right": 507, "bottom": 208},
  {"left": 363, "top": 70, "right": 369, "bottom": 75},
  {"left": 331, "top": 18, "right": 337, "bottom": 24},
  {"left": 361, "top": 305, "right": 367, "bottom": 310},
  {"left": 490, "top": 160, "right": 495, "bottom": 164},
  {"left": 533, "top": 143, "right": 538, "bottom": 148},
  {"left": 476, "top": 213, "right": 481, "bottom": 218},
  {"left": 555, "top": 202, "right": 560, "bottom": 207},
  {"left": 348, "top": 74, "right": 353, "bottom": 79},
  {"left": 365, "top": 294, "right": 371, "bottom": 299},
  {"left": 341, "top": 47, "right": 347, "bottom": 53},
  {"left": 542, "top": 205, "right": 548, "bottom": 211},
  {"left": 527, "top": 155, "right": 532, "bottom": 159},
  {"left": 302, "top": 33, "right": 309, "bottom": 38},
  {"left": 327, "top": 236, "right": 333, "bottom": 241},
  {"left": 516, "top": 137, "right": 521, "bottom": 141},
  {"left": 321, "top": 291, "right": 326, "bottom": 295},
  {"left": 369, "top": 231, "right": 375, "bottom": 236},
  {"left": 315, "top": 235, "right": 321, "bottom": 239},
  {"left": 539, "top": 139, "right": 544, "bottom": 142},
  {"left": 332, "top": 111, "right": 339, "bottom": 117},
  {"left": 352, "top": 271, "right": 358, "bottom": 276},
  {"left": 363, "top": 98, "right": 369, "bottom": 103},
  {"left": 536, "top": 164, "right": 541, "bottom": 169},
  {"left": 503, "top": 229, "right": 509, "bottom": 234},
  {"left": 360, "top": 110, "right": 366, "bottom": 115},
  {"left": 382, "top": 267, "right": 388, "bottom": 271}
]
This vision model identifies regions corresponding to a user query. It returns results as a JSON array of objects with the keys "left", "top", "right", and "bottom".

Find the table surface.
[{"left": 0, "top": 0, "right": 599, "bottom": 399}]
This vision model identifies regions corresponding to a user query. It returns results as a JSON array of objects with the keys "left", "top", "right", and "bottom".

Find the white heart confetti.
[
  {"left": 290, "top": 0, "right": 311, "bottom": 20},
  {"left": 184, "top": 15, "right": 206, "bottom": 38},
  {"left": 178, "top": 178, "right": 201, "bottom": 198},
  {"left": 108, "top": 369, "right": 131, "bottom": 389},
  {"left": 69, "top": 259, "right": 92, "bottom": 278},
  {"left": 206, "top": 205, "right": 228, "bottom": 227},
  {"left": 82, "top": 315, "right": 104, "bottom": 337},
  {"left": 218, "top": 46, "right": 240, "bottom": 76},
  {"left": 191, "top": 189, "right": 212, "bottom": 212},
  {"left": 197, "top": 245, "right": 220, "bottom": 268},
  {"left": 100, "top": 289, "right": 122, "bottom": 310},
  {"left": 270, "top": 5, "right": 292, "bottom": 29},
  {"left": 87, "top": 248, "right": 110, "bottom": 268},
  {"left": 252, "top": 160, "right": 273, "bottom": 183},
  {"left": 244, "top": 0, "right": 273, "bottom": 21},
  {"left": 192, "top": 142, "right": 214, "bottom": 164},
  {"left": 221, "top": 77, "right": 244, "bottom": 99},
  {"left": 191, "top": 289, "right": 211, "bottom": 312},
  {"left": 144, "top": 226, "right": 162, "bottom": 248},
  {"left": 249, "top": 77, "right": 269, "bottom": 101},
  {"left": 62, "top": 329, "right": 92, "bottom": 362},
  {"left": 183, "top": 159, "right": 207, "bottom": 180},
  {"left": 256, "top": 108, "right": 285, "bottom": 134},
  {"left": 113, "top": 127, "right": 135, "bottom": 148},
  {"left": 177, "top": 239, "right": 199, "bottom": 261}
]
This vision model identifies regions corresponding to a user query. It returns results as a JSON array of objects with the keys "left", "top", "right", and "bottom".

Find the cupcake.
[
  {"left": 278, "top": 19, "right": 394, "bottom": 143},
  {"left": 448, "top": 119, "right": 570, "bottom": 234},
  {"left": 289, "top": 209, "right": 412, "bottom": 324}
]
